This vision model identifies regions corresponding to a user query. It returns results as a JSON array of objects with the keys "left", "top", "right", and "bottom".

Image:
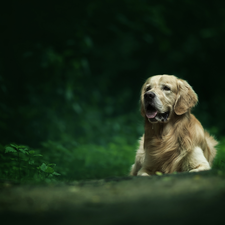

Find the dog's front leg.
[{"left": 188, "top": 146, "right": 211, "bottom": 172}]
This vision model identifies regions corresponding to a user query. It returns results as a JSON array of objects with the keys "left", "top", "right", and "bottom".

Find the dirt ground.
[{"left": 1, "top": 170, "right": 225, "bottom": 225}]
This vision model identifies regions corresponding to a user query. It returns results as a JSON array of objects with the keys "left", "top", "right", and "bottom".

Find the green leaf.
[
  {"left": 29, "top": 160, "right": 34, "bottom": 165},
  {"left": 18, "top": 146, "right": 28, "bottom": 150},
  {"left": 29, "top": 150, "right": 35, "bottom": 154},
  {"left": 155, "top": 171, "right": 163, "bottom": 176},
  {"left": 40, "top": 163, "right": 47, "bottom": 172},
  {"left": 18, "top": 149, "right": 28, "bottom": 154},
  {"left": 5, "top": 147, "right": 17, "bottom": 153},
  {"left": 53, "top": 172, "right": 61, "bottom": 176},
  {"left": 48, "top": 163, "right": 56, "bottom": 167},
  {"left": 33, "top": 154, "right": 43, "bottom": 157},
  {"left": 10, "top": 144, "right": 19, "bottom": 148},
  {"left": 45, "top": 167, "right": 54, "bottom": 174}
]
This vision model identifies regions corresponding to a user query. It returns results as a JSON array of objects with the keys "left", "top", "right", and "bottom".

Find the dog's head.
[{"left": 141, "top": 75, "right": 198, "bottom": 123}]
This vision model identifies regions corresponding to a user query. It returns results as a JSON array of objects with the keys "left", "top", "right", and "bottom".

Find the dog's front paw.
[
  {"left": 189, "top": 165, "right": 210, "bottom": 172},
  {"left": 138, "top": 172, "right": 150, "bottom": 176},
  {"left": 189, "top": 168, "right": 200, "bottom": 172},
  {"left": 137, "top": 169, "right": 150, "bottom": 176}
]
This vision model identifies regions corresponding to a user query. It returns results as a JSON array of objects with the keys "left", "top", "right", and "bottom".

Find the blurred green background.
[{"left": 1, "top": 0, "right": 225, "bottom": 181}]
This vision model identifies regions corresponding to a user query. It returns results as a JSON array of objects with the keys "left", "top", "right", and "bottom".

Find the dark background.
[{"left": 1, "top": 0, "right": 225, "bottom": 179}]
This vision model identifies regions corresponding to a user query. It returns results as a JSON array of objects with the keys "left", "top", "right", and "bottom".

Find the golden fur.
[{"left": 130, "top": 75, "right": 217, "bottom": 176}]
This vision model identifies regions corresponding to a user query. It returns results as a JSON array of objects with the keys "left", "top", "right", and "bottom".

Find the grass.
[
  {"left": 1, "top": 134, "right": 225, "bottom": 183},
  {"left": 212, "top": 137, "right": 225, "bottom": 170}
]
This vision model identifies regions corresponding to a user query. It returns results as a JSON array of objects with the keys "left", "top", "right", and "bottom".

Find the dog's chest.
[{"left": 145, "top": 138, "right": 183, "bottom": 173}]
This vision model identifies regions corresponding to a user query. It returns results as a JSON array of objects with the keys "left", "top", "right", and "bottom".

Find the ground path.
[{"left": 1, "top": 170, "right": 225, "bottom": 225}]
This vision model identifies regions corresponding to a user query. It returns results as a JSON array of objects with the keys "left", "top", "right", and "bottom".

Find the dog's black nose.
[{"left": 144, "top": 92, "right": 155, "bottom": 99}]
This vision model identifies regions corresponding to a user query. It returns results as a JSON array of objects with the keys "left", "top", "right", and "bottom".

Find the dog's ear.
[{"left": 174, "top": 79, "right": 198, "bottom": 115}]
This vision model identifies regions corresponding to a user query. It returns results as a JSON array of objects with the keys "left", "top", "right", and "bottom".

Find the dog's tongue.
[{"left": 146, "top": 111, "right": 158, "bottom": 118}]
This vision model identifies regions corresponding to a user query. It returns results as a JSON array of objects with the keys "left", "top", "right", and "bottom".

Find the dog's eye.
[
  {"left": 163, "top": 85, "right": 171, "bottom": 91},
  {"left": 146, "top": 86, "right": 151, "bottom": 92}
]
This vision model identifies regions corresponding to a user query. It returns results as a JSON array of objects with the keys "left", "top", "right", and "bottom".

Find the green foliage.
[
  {"left": 213, "top": 138, "right": 225, "bottom": 170},
  {"left": 0, "top": 136, "right": 137, "bottom": 182},
  {"left": 1, "top": 0, "right": 225, "bottom": 148},
  {"left": 40, "top": 138, "right": 136, "bottom": 181},
  {"left": 0, "top": 143, "right": 60, "bottom": 182},
  {"left": 2, "top": 136, "right": 225, "bottom": 183}
]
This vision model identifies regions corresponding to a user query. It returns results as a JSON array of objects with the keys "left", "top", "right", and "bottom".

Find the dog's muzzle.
[{"left": 144, "top": 92, "right": 170, "bottom": 122}]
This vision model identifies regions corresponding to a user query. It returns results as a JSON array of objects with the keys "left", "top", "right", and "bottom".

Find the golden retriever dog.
[{"left": 130, "top": 74, "right": 217, "bottom": 176}]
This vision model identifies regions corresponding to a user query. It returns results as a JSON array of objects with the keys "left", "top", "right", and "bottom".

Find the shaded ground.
[{"left": 1, "top": 170, "right": 225, "bottom": 225}]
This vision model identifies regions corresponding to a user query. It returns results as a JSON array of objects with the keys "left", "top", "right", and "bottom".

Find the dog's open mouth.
[{"left": 146, "top": 104, "right": 170, "bottom": 122}]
